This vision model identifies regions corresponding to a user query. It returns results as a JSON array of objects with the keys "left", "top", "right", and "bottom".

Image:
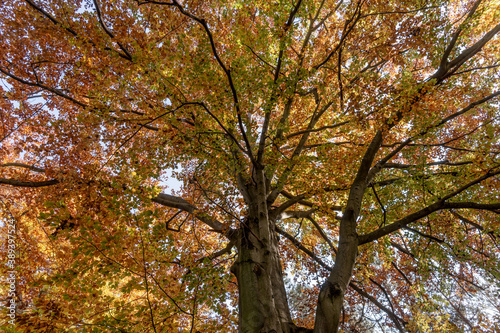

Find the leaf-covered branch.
[{"left": 360, "top": 169, "right": 500, "bottom": 245}]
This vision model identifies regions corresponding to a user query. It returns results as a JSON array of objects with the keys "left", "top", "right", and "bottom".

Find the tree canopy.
[{"left": 1, "top": 0, "right": 500, "bottom": 332}]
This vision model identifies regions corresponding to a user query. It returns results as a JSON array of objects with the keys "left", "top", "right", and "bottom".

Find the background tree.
[{"left": 1, "top": 0, "right": 500, "bottom": 332}]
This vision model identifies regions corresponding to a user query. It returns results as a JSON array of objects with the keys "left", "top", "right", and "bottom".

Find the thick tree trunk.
[
  {"left": 232, "top": 222, "right": 294, "bottom": 333},
  {"left": 313, "top": 132, "right": 383, "bottom": 332},
  {"left": 232, "top": 166, "right": 308, "bottom": 333},
  {"left": 233, "top": 220, "right": 313, "bottom": 333},
  {"left": 313, "top": 210, "right": 359, "bottom": 332}
]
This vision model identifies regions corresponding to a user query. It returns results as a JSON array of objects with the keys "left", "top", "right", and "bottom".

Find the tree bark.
[
  {"left": 314, "top": 132, "right": 383, "bottom": 332},
  {"left": 313, "top": 210, "right": 359, "bottom": 332},
  {"left": 232, "top": 220, "right": 297, "bottom": 333},
  {"left": 232, "top": 166, "right": 311, "bottom": 333},
  {"left": 232, "top": 229, "right": 278, "bottom": 332}
]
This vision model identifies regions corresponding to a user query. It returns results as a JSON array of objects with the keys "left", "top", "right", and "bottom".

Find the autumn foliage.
[{"left": 1, "top": 0, "right": 500, "bottom": 332}]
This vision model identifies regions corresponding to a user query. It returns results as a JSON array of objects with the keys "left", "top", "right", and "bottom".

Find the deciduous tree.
[{"left": 1, "top": 0, "right": 500, "bottom": 332}]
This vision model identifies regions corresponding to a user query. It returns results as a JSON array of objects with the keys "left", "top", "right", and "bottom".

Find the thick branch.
[
  {"left": 360, "top": 169, "right": 500, "bottom": 244},
  {"left": 277, "top": 209, "right": 316, "bottom": 221},
  {"left": 0, "top": 178, "right": 59, "bottom": 187},
  {"left": 280, "top": 190, "right": 316, "bottom": 208},
  {"left": 444, "top": 202, "right": 500, "bottom": 211},
  {"left": 1, "top": 163, "right": 45, "bottom": 173},
  {"left": 152, "top": 193, "right": 232, "bottom": 236},
  {"left": 204, "top": 240, "right": 235, "bottom": 261},
  {"left": 271, "top": 194, "right": 307, "bottom": 217}
]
